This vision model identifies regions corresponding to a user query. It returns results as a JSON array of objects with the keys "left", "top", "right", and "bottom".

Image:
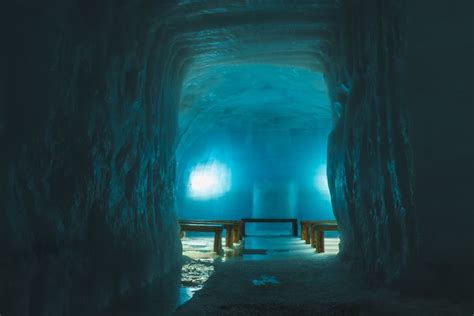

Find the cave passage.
[
  {"left": 176, "top": 64, "right": 335, "bottom": 225},
  {"left": 174, "top": 62, "right": 341, "bottom": 308},
  {"left": 1, "top": 0, "right": 473, "bottom": 315}
]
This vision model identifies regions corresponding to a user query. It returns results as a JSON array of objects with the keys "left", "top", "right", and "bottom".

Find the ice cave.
[{"left": 1, "top": 0, "right": 473, "bottom": 315}]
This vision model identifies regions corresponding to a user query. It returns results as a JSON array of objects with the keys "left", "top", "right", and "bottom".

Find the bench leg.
[
  {"left": 292, "top": 221, "right": 298, "bottom": 236},
  {"left": 225, "top": 228, "right": 233, "bottom": 248},
  {"left": 233, "top": 226, "right": 239, "bottom": 243},
  {"left": 315, "top": 230, "right": 324, "bottom": 253},
  {"left": 304, "top": 225, "right": 311, "bottom": 244},
  {"left": 214, "top": 231, "right": 222, "bottom": 254},
  {"left": 301, "top": 223, "right": 306, "bottom": 240}
]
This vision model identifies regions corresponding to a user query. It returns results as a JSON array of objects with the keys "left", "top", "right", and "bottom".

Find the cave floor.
[{"left": 175, "top": 235, "right": 470, "bottom": 316}]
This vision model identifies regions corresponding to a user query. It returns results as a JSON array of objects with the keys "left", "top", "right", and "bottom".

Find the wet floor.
[
  {"left": 179, "top": 232, "right": 340, "bottom": 306},
  {"left": 103, "top": 232, "right": 340, "bottom": 315},
  {"left": 176, "top": 235, "right": 471, "bottom": 316}
]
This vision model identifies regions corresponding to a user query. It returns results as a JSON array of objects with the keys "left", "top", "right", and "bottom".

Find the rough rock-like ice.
[{"left": 1, "top": 1, "right": 472, "bottom": 314}]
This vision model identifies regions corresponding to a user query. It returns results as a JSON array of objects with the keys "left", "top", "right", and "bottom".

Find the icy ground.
[
  {"left": 176, "top": 235, "right": 471, "bottom": 315},
  {"left": 179, "top": 232, "right": 339, "bottom": 304}
]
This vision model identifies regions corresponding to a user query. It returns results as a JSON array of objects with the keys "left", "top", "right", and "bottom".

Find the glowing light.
[
  {"left": 315, "top": 165, "right": 331, "bottom": 200},
  {"left": 188, "top": 161, "right": 231, "bottom": 200}
]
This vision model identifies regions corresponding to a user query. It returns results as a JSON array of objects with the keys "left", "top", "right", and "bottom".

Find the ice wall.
[
  {"left": 175, "top": 129, "right": 334, "bottom": 222},
  {"left": 325, "top": 0, "right": 473, "bottom": 296},
  {"left": 1, "top": 1, "right": 471, "bottom": 312},
  {"left": 0, "top": 2, "right": 182, "bottom": 314},
  {"left": 176, "top": 64, "right": 334, "bottom": 222},
  {"left": 325, "top": 0, "right": 413, "bottom": 284},
  {"left": 252, "top": 180, "right": 297, "bottom": 219}
]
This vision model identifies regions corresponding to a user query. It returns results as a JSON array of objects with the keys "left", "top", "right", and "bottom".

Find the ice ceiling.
[
  {"left": 179, "top": 64, "right": 332, "bottom": 135},
  {"left": 172, "top": 0, "right": 337, "bottom": 219},
  {"left": 168, "top": 0, "right": 336, "bottom": 152}
]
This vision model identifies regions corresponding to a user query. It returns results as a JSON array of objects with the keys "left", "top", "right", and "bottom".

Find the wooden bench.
[
  {"left": 179, "top": 220, "right": 242, "bottom": 248},
  {"left": 309, "top": 220, "right": 338, "bottom": 253},
  {"left": 301, "top": 220, "right": 312, "bottom": 243},
  {"left": 178, "top": 223, "right": 224, "bottom": 253},
  {"left": 209, "top": 220, "right": 243, "bottom": 244},
  {"left": 241, "top": 218, "right": 298, "bottom": 236},
  {"left": 301, "top": 220, "right": 337, "bottom": 244}
]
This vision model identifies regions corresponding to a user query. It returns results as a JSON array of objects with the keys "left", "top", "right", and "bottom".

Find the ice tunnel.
[
  {"left": 176, "top": 64, "right": 335, "bottom": 225},
  {"left": 1, "top": 0, "right": 473, "bottom": 315}
]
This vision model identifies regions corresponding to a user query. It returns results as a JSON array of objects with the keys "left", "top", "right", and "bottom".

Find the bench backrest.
[
  {"left": 179, "top": 220, "right": 239, "bottom": 226},
  {"left": 301, "top": 220, "right": 337, "bottom": 224},
  {"left": 312, "top": 223, "right": 338, "bottom": 231}
]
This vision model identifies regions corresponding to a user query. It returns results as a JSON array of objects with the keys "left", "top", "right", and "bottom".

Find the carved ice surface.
[
  {"left": 315, "top": 164, "right": 331, "bottom": 201},
  {"left": 176, "top": 63, "right": 334, "bottom": 222},
  {"left": 188, "top": 160, "right": 231, "bottom": 200},
  {"left": 179, "top": 64, "right": 332, "bottom": 144},
  {"left": 2, "top": 1, "right": 472, "bottom": 314}
]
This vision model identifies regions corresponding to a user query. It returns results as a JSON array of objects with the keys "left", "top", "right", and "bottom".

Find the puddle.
[
  {"left": 252, "top": 275, "right": 280, "bottom": 286},
  {"left": 178, "top": 234, "right": 339, "bottom": 306},
  {"left": 177, "top": 285, "right": 202, "bottom": 306}
]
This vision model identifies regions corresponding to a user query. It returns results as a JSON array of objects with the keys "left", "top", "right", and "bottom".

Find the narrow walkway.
[{"left": 176, "top": 236, "right": 469, "bottom": 315}]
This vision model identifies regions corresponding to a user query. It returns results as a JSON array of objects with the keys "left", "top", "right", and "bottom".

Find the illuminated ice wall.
[{"left": 176, "top": 65, "right": 334, "bottom": 222}]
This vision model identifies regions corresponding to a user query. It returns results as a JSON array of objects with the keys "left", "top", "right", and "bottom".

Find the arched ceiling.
[
  {"left": 163, "top": 0, "right": 336, "bottom": 70},
  {"left": 179, "top": 64, "right": 332, "bottom": 132},
  {"left": 161, "top": 0, "right": 337, "bottom": 152}
]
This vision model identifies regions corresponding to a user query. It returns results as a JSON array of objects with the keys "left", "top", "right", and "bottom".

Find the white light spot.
[{"left": 188, "top": 161, "right": 231, "bottom": 200}]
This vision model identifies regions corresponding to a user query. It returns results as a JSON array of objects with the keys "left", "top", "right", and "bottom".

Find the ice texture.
[{"left": 1, "top": 1, "right": 472, "bottom": 314}]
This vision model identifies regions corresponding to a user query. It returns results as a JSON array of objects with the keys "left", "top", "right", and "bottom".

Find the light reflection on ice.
[
  {"left": 178, "top": 234, "right": 339, "bottom": 306},
  {"left": 252, "top": 275, "right": 280, "bottom": 286}
]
